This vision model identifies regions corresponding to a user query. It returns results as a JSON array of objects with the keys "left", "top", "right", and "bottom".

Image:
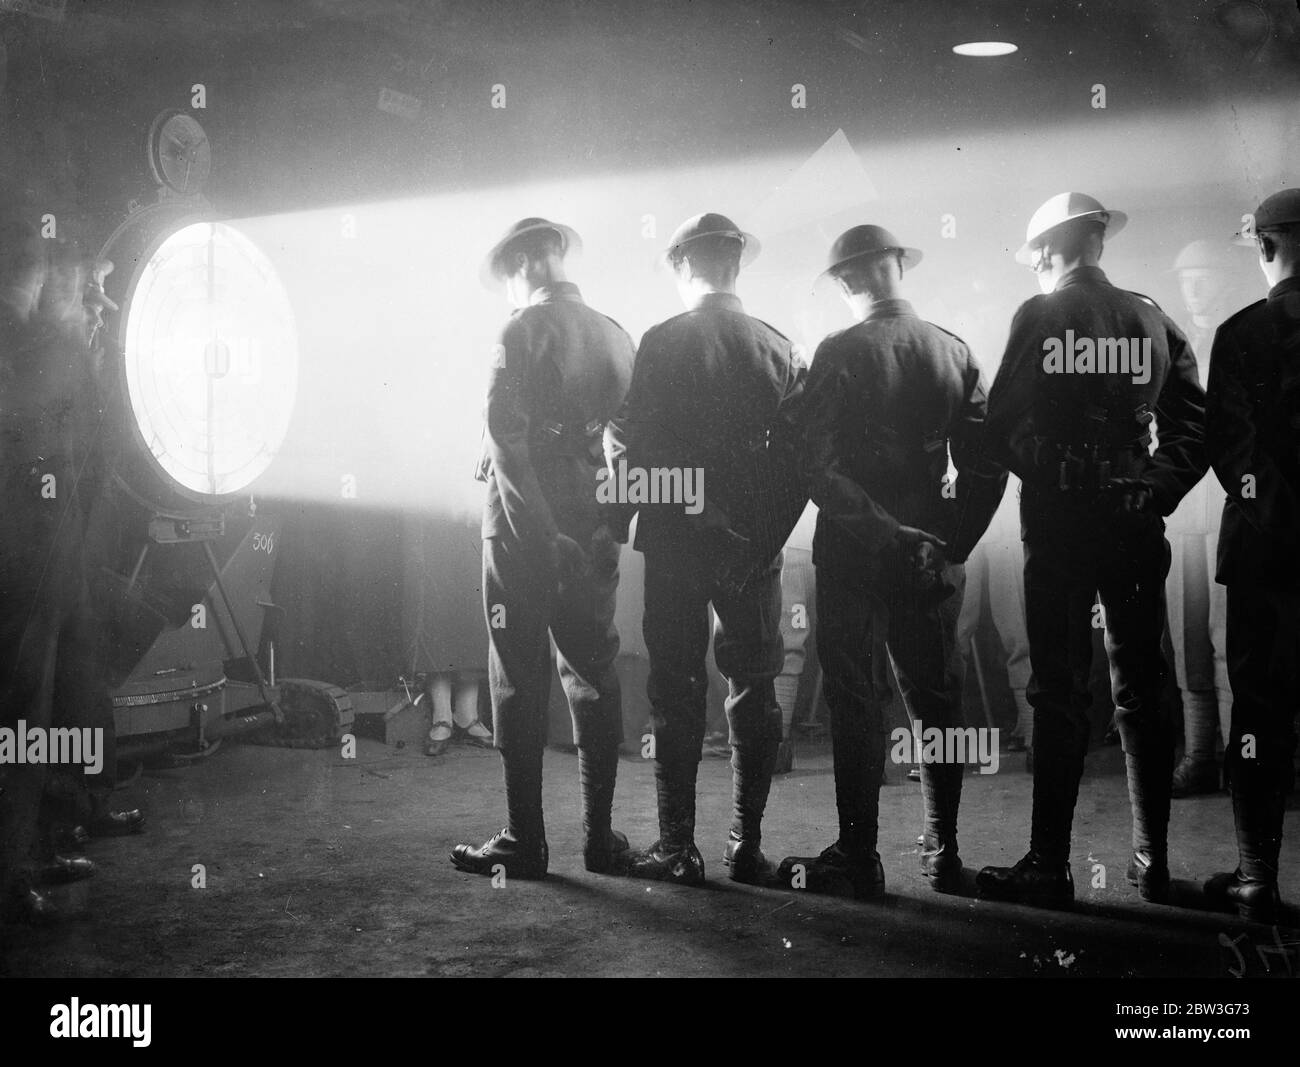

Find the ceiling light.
[{"left": 953, "top": 41, "right": 1018, "bottom": 57}]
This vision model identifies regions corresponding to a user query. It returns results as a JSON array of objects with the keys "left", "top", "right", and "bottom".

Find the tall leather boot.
[
  {"left": 977, "top": 708, "right": 1076, "bottom": 908},
  {"left": 778, "top": 697, "right": 885, "bottom": 900},
  {"left": 578, "top": 745, "right": 629, "bottom": 874},
  {"left": 832, "top": 697, "right": 884, "bottom": 857},
  {"left": 623, "top": 759, "right": 705, "bottom": 885},
  {"left": 1124, "top": 748, "right": 1173, "bottom": 902},
  {"left": 919, "top": 760, "right": 963, "bottom": 893},
  {"left": 450, "top": 744, "right": 549, "bottom": 879},
  {"left": 723, "top": 736, "right": 780, "bottom": 885},
  {"left": 1205, "top": 774, "right": 1285, "bottom": 923}
]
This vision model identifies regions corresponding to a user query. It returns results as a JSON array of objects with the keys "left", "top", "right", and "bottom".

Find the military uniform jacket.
[
  {"left": 984, "top": 265, "right": 1207, "bottom": 523},
  {"left": 606, "top": 291, "right": 806, "bottom": 557},
  {"left": 480, "top": 282, "right": 634, "bottom": 545},
  {"left": 803, "top": 298, "right": 1007, "bottom": 576},
  {"left": 1206, "top": 274, "right": 1300, "bottom": 588}
]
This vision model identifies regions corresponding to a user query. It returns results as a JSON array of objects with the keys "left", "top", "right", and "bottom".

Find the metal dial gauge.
[
  {"left": 147, "top": 110, "right": 212, "bottom": 195},
  {"left": 122, "top": 221, "right": 298, "bottom": 498}
]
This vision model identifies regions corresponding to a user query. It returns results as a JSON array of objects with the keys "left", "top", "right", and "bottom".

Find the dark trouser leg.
[
  {"left": 1224, "top": 584, "right": 1300, "bottom": 883},
  {"left": 550, "top": 531, "right": 624, "bottom": 856},
  {"left": 0, "top": 622, "right": 58, "bottom": 901},
  {"left": 483, "top": 536, "right": 554, "bottom": 845},
  {"left": 1023, "top": 536, "right": 1097, "bottom": 865},
  {"left": 1104, "top": 528, "right": 1174, "bottom": 859},
  {"left": 0, "top": 462, "right": 81, "bottom": 911},
  {"left": 49, "top": 587, "right": 116, "bottom": 835},
  {"left": 642, "top": 551, "right": 711, "bottom": 850},
  {"left": 816, "top": 573, "right": 889, "bottom": 856},
  {"left": 651, "top": 760, "right": 700, "bottom": 853},
  {"left": 889, "top": 565, "right": 968, "bottom": 851},
  {"left": 714, "top": 553, "right": 785, "bottom": 850}
]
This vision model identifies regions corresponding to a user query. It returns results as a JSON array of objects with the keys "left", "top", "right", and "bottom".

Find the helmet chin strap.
[
  {"left": 1029, "top": 245, "right": 1057, "bottom": 293},
  {"left": 1030, "top": 244, "right": 1053, "bottom": 277}
]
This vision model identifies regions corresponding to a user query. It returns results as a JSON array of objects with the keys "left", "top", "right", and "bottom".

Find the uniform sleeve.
[
  {"left": 769, "top": 336, "right": 809, "bottom": 486},
  {"left": 601, "top": 327, "right": 664, "bottom": 541},
  {"left": 775, "top": 339, "right": 807, "bottom": 418},
  {"left": 1146, "top": 319, "right": 1208, "bottom": 515},
  {"left": 981, "top": 300, "right": 1041, "bottom": 480},
  {"left": 483, "top": 318, "right": 560, "bottom": 545},
  {"left": 947, "top": 348, "right": 1008, "bottom": 563},
  {"left": 1206, "top": 318, "right": 1300, "bottom": 536},
  {"left": 802, "top": 338, "right": 900, "bottom": 553}
]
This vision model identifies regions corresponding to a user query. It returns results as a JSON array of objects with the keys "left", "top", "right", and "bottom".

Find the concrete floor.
[{"left": 3, "top": 738, "right": 1297, "bottom": 978}]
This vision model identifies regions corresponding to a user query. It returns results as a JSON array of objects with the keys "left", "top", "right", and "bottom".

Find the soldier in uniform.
[
  {"left": 0, "top": 220, "right": 102, "bottom": 923},
  {"left": 450, "top": 218, "right": 634, "bottom": 880},
  {"left": 1165, "top": 240, "right": 1237, "bottom": 797},
  {"left": 607, "top": 212, "right": 807, "bottom": 886},
  {"left": 975, "top": 193, "right": 1207, "bottom": 909},
  {"left": 1202, "top": 189, "right": 1300, "bottom": 922},
  {"left": 775, "top": 226, "right": 1006, "bottom": 898}
]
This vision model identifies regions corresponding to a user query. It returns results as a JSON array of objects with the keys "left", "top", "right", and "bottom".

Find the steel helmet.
[
  {"left": 1016, "top": 192, "right": 1127, "bottom": 265},
  {"left": 1240, "top": 188, "right": 1300, "bottom": 237},
  {"left": 1169, "top": 239, "right": 1228, "bottom": 273},
  {"left": 817, "top": 224, "right": 922, "bottom": 285},
  {"left": 661, "top": 212, "right": 761, "bottom": 268},
  {"left": 480, "top": 217, "right": 582, "bottom": 290}
]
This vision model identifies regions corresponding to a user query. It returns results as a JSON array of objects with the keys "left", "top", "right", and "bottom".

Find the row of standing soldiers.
[{"left": 451, "top": 188, "right": 1300, "bottom": 923}]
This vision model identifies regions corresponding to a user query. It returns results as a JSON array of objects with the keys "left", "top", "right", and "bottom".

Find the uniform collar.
[
  {"left": 864, "top": 297, "right": 915, "bottom": 321},
  {"left": 1267, "top": 275, "right": 1300, "bottom": 302},
  {"left": 1054, "top": 265, "right": 1110, "bottom": 290},
  {"left": 690, "top": 291, "right": 744, "bottom": 313},
  {"left": 529, "top": 281, "right": 584, "bottom": 306}
]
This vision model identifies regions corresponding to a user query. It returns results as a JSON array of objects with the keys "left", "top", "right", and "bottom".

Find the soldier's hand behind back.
[{"left": 896, "top": 525, "right": 947, "bottom": 561}]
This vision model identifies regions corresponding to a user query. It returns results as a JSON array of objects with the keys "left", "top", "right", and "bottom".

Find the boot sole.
[
  {"left": 448, "top": 852, "right": 547, "bottom": 880},
  {"left": 623, "top": 853, "right": 706, "bottom": 886}
]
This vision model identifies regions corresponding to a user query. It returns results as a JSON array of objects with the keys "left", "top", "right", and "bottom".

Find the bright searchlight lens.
[{"left": 123, "top": 221, "right": 299, "bottom": 498}]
